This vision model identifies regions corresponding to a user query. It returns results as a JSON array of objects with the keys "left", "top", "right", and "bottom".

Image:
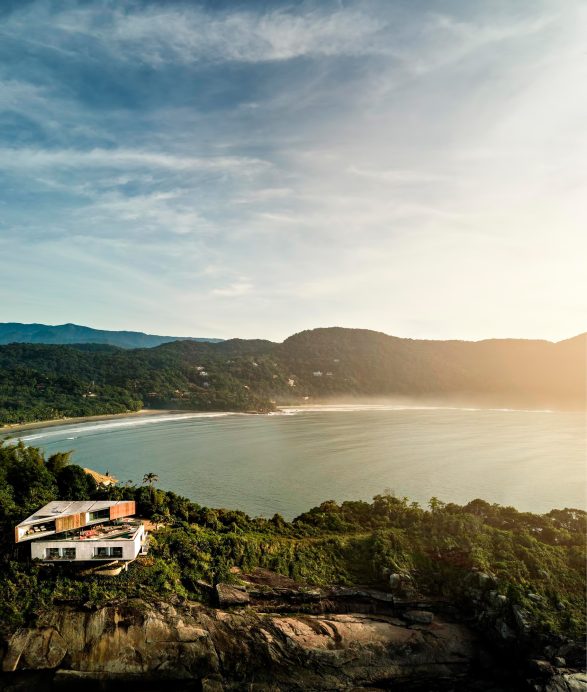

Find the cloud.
[
  {"left": 0, "top": 79, "right": 48, "bottom": 108},
  {"left": 0, "top": 0, "right": 585, "bottom": 341},
  {"left": 347, "top": 166, "right": 450, "bottom": 185},
  {"left": 79, "top": 191, "right": 209, "bottom": 236},
  {"left": 32, "top": 4, "right": 388, "bottom": 65},
  {"left": 0, "top": 146, "right": 269, "bottom": 174},
  {"left": 211, "top": 281, "right": 253, "bottom": 297}
]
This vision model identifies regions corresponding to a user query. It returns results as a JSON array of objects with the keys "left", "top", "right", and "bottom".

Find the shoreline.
[
  {"left": 0, "top": 401, "right": 567, "bottom": 438},
  {"left": 0, "top": 409, "right": 187, "bottom": 437}
]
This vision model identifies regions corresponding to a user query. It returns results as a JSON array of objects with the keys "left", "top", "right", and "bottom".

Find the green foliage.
[
  {"left": 0, "top": 440, "right": 584, "bottom": 647},
  {"left": 56, "top": 464, "right": 97, "bottom": 500},
  {"left": 1, "top": 327, "right": 584, "bottom": 424}
]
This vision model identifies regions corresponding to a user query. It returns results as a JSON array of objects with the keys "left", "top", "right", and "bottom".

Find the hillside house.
[{"left": 15, "top": 500, "right": 148, "bottom": 563}]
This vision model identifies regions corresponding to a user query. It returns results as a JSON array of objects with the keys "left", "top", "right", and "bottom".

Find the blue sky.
[{"left": 1, "top": 0, "right": 585, "bottom": 341}]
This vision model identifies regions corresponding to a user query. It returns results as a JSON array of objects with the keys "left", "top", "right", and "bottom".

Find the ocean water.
[{"left": 6, "top": 406, "right": 586, "bottom": 519}]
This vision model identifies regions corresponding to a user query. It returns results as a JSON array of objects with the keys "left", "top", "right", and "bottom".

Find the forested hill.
[
  {"left": 277, "top": 328, "right": 586, "bottom": 408},
  {"left": 0, "top": 328, "right": 584, "bottom": 424},
  {"left": 0, "top": 322, "right": 222, "bottom": 349}
]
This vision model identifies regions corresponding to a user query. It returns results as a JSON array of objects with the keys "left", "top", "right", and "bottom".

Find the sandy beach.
[{"left": 0, "top": 409, "right": 183, "bottom": 437}]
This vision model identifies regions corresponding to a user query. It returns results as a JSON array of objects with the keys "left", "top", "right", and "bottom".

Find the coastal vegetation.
[
  {"left": 0, "top": 328, "right": 585, "bottom": 424},
  {"left": 0, "top": 440, "right": 584, "bottom": 662}
]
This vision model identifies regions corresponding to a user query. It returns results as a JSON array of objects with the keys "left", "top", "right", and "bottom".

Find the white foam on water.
[
  {"left": 5, "top": 405, "right": 556, "bottom": 445},
  {"left": 10, "top": 412, "right": 238, "bottom": 443},
  {"left": 278, "top": 404, "right": 554, "bottom": 415}
]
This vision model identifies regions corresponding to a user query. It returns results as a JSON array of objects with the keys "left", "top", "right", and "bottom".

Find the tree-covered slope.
[
  {"left": 276, "top": 328, "right": 586, "bottom": 408},
  {"left": 0, "top": 441, "right": 585, "bottom": 668},
  {"left": 0, "top": 341, "right": 278, "bottom": 423},
  {"left": 0, "top": 328, "right": 584, "bottom": 424}
]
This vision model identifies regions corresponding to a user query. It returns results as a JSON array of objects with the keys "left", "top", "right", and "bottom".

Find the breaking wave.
[{"left": 10, "top": 412, "right": 238, "bottom": 443}]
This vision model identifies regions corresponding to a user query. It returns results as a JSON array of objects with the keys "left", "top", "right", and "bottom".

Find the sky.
[{"left": 1, "top": 0, "right": 585, "bottom": 342}]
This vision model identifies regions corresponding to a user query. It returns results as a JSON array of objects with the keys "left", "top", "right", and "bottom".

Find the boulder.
[
  {"left": 22, "top": 627, "right": 67, "bottom": 669},
  {"left": 496, "top": 619, "right": 516, "bottom": 641},
  {"left": 216, "top": 583, "right": 251, "bottom": 607},
  {"left": 544, "top": 672, "right": 587, "bottom": 692},
  {"left": 2, "top": 629, "right": 30, "bottom": 672},
  {"left": 389, "top": 573, "right": 401, "bottom": 589},
  {"left": 513, "top": 605, "right": 533, "bottom": 634},
  {"left": 530, "top": 659, "right": 555, "bottom": 677},
  {"left": 402, "top": 610, "right": 434, "bottom": 625}
]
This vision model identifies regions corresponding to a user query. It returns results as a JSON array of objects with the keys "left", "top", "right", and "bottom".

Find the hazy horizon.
[
  {"left": 1, "top": 1, "right": 586, "bottom": 342},
  {"left": 1, "top": 319, "right": 585, "bottom": 345}
]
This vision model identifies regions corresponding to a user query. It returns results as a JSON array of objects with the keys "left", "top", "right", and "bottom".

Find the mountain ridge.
[
  {"left": 0, "top": 326, "right": 584, "bottom": 425},
  {"left": 2, "top": 322, "right": 584, "bottom": 350},
  {"left": 0, "top": 322, "right": 222, "bottom": 349}
]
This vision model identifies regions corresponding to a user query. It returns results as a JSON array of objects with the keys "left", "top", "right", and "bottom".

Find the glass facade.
[
  {"left": 45, "top": 547, "right": 76, "bottom": 559},
  {"left": 94, "top": 546, "right": 123, "bottom": 558}
]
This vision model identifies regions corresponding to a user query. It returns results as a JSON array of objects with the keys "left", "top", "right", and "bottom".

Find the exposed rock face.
[
  {"left": 2, "top": 599, "right": 479, "bottom": 689},
  {"left": 543, "top": 672, "right": 587, "bottom": 692},
  {"left": 402, "top": 610, "right": 434, "bottom": 625},
  {"left": 215, "top": 584, "right": 251, "bottom": 607}
]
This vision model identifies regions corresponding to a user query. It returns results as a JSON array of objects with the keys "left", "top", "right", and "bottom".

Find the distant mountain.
[
  {"left": 275, "top": 328, "right": 586, "bottom": 410},
  {"left": 0, "top": 323, "right": 222, "bottom": 349},
  {"left": 0, "top": 327, "right": 584, "bottom": 425}
]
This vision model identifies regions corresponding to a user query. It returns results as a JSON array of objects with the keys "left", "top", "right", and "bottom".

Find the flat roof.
[
  {"left": 47, "top": 519, "right": 143, "bottom": 542},
  {"left": 16, "top": 501, "right": 130, "bottom": 528}
]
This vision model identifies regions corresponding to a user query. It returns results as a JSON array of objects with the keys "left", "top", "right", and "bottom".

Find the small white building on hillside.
[{"left": 14, "top": 500, "right": 148, "bottom": 563}]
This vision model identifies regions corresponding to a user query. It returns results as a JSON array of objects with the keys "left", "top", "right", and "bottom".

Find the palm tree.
[{"left": 142, "top": 472, "right": 159, "bottom": 486}]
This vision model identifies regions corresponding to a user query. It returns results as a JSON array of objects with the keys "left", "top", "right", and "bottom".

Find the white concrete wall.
[{"left": 30, "top": 525, "right": 144, "bottom": 562}]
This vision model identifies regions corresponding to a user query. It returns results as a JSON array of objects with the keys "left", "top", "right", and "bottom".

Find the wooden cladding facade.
[
  {"left": 55, "top": 513, "right": 84, "bottom": 533},
  {"left": 15, "top": 501, "right": 137, "bottom": 543},
  {"left": 109, "top": 501, "right": 135, "bottom": 520}
]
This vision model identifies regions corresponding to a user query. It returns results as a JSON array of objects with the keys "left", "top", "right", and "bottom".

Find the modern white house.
[{"left": 14, "top": 500, "right": 148, "bottom": 564}]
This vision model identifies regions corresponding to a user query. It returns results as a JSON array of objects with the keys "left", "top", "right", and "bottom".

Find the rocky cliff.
[
  {"left": 2, "top": 595, "right": 585, "bottom": 691},
  {"left": 2, "top": 598, "right": 480, "bottom": 689}
]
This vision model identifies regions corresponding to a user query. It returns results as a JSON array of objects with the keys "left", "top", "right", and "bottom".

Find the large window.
[
  {"left": 89, "top": 509, "right": 110, "bottom": 521},
  {"left": 94, "top": 546, "right": 123, "bottom": 558},
  {"left": 45, "top": 547, "right": 76, "bottom": 559}
]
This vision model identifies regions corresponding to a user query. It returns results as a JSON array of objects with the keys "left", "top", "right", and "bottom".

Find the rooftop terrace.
[{"left": 20, "top": 519, "right": 143, "bottom": 542}]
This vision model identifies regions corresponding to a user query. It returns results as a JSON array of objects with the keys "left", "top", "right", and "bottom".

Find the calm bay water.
[{"left": 8, "top": 406, "right": 586, "bottom": 518}]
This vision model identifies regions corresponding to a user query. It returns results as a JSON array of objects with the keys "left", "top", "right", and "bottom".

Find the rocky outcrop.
[
  {"left": 402, "top": 610, "right": 434, "bottom": 625},
  {"left": 1, "top": 569, "right": 583, "bottom": 690},
  {"left": 543, "top": 672, "right": 587, "bottom": 692},
  {"left": 2, "top": 599, "right": 480, "bottom": 689},
  {"left": 215, "top": 584, "right": 251, "bottom": 607}
]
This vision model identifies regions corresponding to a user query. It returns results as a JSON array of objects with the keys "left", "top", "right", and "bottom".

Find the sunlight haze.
[{"left": 1, "top": 0, "right": 585, "bottom": 341}]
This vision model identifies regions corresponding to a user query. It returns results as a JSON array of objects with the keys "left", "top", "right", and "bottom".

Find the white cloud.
[
  {"left": 211, "top": 281, "right": 253, "bottom": 297},
  {"left": 0, "top": 146, "right": 269, "bottom": 174},
  {"left": 1, "top": 1, "right": 585, "bottom": 341},
  {"left": 347, "top": 166, "right": 450, "bottom": 185},
  {"left": 49, "top": 6, "right": 387, "bottom": 65}
]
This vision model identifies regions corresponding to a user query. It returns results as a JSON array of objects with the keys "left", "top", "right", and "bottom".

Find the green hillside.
[
  {"left": 0, "top": 328, "right": 584, "bottom": 425},
  {"left": 0, "top": 441, "right": 585, "bottom": 664}
]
